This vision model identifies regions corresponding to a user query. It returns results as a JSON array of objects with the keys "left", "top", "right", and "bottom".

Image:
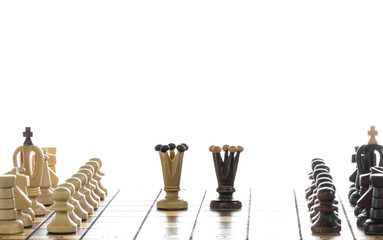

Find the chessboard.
[
  {"left": 3, "top": 187, "right": 383, "bottom": 240},
  {"left": 0, "top": 186, "right": 360, "bottom": 240},
  {"left": 0, "top": 188, "right": 383, "bottom": 240}
]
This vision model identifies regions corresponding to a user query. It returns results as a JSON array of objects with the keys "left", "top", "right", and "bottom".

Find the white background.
[{"left": 0, "top": 1, "right": 383, "bottom": 194}]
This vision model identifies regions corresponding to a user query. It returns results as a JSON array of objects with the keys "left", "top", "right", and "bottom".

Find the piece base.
[
  {"left": 0, "top": 220, "right": 24, "bottom": 234},
  {"left": 47, "top": 225, "right": 77, "bottom": 234},
  {"left": 157, "top": 198, "right": 188, "bottom": 210},
  {"left": 311, "top": 226, "right": 341, "bottom": 233},
  {"left": 17, "top": 212, "right": 33, "bottom": 228},
  {"left": 37, "top": 196, "right": 54, "bottom": 206},
  {"left": 364, "top": 221, "right": 383, "bottom": 235},
  {"left": 32, "top": 204, "right": 47, "bottom": 216},
  {"left": 210, "top": 200, "right": 242, "bottom": 210}
]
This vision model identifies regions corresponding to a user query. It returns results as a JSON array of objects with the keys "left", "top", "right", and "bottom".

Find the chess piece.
[
  {"left": 364, "top": 173, "right": 383, "bottom": 234},
  {"left": 85, "top": 161, "right": 106, "bottom": 200},
  {"left": 57, "top": 183, "right": 81, "bottom": 227},
  {"left": 80, "top": 164, "right": 105, "bottom": 200},
  {"left": 37, "top": 154, "right": 54, "bottom": 206},
  {"left": 14, "top": 185, "right": 33, "bottom": 227},
  {"left": 307, "top": 165, "right": 331, "bottom": 202},
  {"left": 72, "top": 173, "right": 98, "bottom": 210},
  {"left": 349, "top": 146, "right": 359, "bottom": 198},
  {"left": 310, "top": 182, "right": 340, "bottom": 224},
  {"left": 42, "top": 147, "right": 59, "bottom": 189},
  {"left": 47, "top": 187, "right": 77, "bottom": 233},
  {"left": 350, "top": 126, "right": 383, "bottom": 206},
  {"left": 356, "top": 172, "right": 373, "bottom": 228},
  {"left": 309, "top": 174, "right": 338, "bottom": 212},
  {"left": 66, "top": 177, "right": 93, "bottom": 216},
  {"left": 12, "top": 127, "right": 46, "bottom": 216},
  {"left": 5, "top": 167, "right": 35, "bottom": 221},
  {"left": 307, "top": 176, "right": 332, "bottom": 209},
  {"left": 77, "top": 168, "right": 101, "bottom": 203},
  {"left": 311, "top": 187, "right": 341, "bottom": 233},
  {"left": 89, "top": 158, "right": 108, "bottom": 195},
  {"left": 306, "top": 167, "right": 330, "bottom": 199},
  {"left": 60, "top": 182, "right": 88, "bottom": 221},
  {"left": 308, "top": 158, "right": 325, "bottom": 180},
  {"left": 209, "top": 145, "right": 243, "bottom": 210},
  {"left": 0, "top": 175, "right": 24, "bottom": 234},
  {"left": 155, "top": 143, "right": 188, "bottom": 210},
  {"left": 355, "top": 172, "right": 374, "bottom": 216}
]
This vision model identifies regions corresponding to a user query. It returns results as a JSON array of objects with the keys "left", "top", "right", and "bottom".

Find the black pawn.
[
  {"left": 311, "top": 187, "right": 341, "bottom": 234},
  {"left": 306, "top": 167, "right": 329, "bottom": 199}
]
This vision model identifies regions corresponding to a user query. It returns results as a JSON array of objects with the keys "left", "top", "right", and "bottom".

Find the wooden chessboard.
[{"left": 1, "top": 187, "right": 383, "bottom": 240}]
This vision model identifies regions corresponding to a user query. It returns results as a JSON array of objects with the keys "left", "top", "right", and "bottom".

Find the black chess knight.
[
  {"left": 350, "top": 126, "right": 383, "bottom": 208},
  {"left": 209, "top": 145, "right": 243, "bottom": 210}
]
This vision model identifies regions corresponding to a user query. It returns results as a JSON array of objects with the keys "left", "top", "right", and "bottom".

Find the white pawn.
[
  {"left": 60, "top": 182, "right": 85, "bottom": 224},
  {"left": 72, "top": 173, "right": 98, "bottom": 210},
  {"left": 89, "top": 158, "right": 107, "bottom": 195},
  {"left": 0, "top": 175, "right": 24, "bottom": 234},
  {"left": 47, "top": 187, "right": 77, "bottom": 233},
  {"left": 81, "top": 164, "right": 105, "bottom": 200},
  {"left": 66, "top": 177, "right": 93, "bottom": 216},
  {"left": 78, "top": 168, "right": 100, "bottom": 203},
  {"left": 85, "top": 161, "right": 106, "bottom": 199}
]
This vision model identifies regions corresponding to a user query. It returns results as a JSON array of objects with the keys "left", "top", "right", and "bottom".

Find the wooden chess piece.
[
  {"left": 57, "top": 183, "right": 82, "bottom": 227},
  {"left": 307, "top": 176, "right": 332, "bottom": 210},
  {"left": 41, "top": 147, "right": 59, "bottom": 189},
  {"left": 13, "top": 127, "right": 46, "bottom": 216},
  {"left": 47, "top": 187, "right": 77, "bottom": 233},
  {"left": 80, "top": 165, "right": 105, "bottom": 200},
  {"left": 0, "top": 175, "right": 24, "bottom": 234},
  {"left": 72, "top": 173, "right": 98, "bottom": 210},
  {"left": 37, "top": 154, "right": 54, "bottom": 206},
  {"left": 5, "top": 167, "right": 35, "bottom": 221},
  {"left": 351, "top": 126, "right": 383, "bottom": 206},
  {"left": 309, "top": 173, "right": 336, "bottom": 219},
  {"left": 155, "top": 143, "right": 188, "bottom": 210},
  {"left": 84, "top": 161, "right": 106, "bottom": 200},
  {"left": 307, "top": 164, "right": 331, "bottom": 203},
  {"left": 66, "top": 177, "right": 93, "bottom": 216},
  {"left": 89, "top": 158, "right": 107, "bottom": 195},
  {"left": 209, "top": 145, "right": 243, "bottom": 210},
  {"left": 78, "top": 168, "right": 101, "bottom": 203},
  {"left": 364, "top": 173, "right": 383, "bottom": 234},
  {"left": 311, "top": 187, "right": 341, "bottom": 233},
  {"left": 60, "top": 182, "right": 88, "bottom": 221},
  {"left": 356, "top": 171, "right": 375, "bottom": 228},
  {"left": 349, "top": 146, "right": 359, "bottom": 198},
  {"left": 306, "top": 167, "right": 329, "bottom": 199},
  {"left": 14, "top": 185, "right": 33, "bottom": 227},
  {"left": 308, "top": 158, "right": 325, "bottom": 180},
  {"left": 310, "top": 182, "right": 340, "bottom": 224}
]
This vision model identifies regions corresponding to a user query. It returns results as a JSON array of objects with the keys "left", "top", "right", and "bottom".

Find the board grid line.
[
  {"left": 338, "top": 194, "right": 357, "bottom": 240},
  {"left": 132, "top": 189, "right": 162, "bottom": 240},
  {"left": 189, "top": 190, "right": 207, "bottom": 240},
  {"left": 79, "top": 189, "right": 121, "bottom": 240},
  {"left": 246, "top": 188, "right": 252, "bottom": 240},
  {"left": 293, "top": 189, "right": 303, "bottom": 240},
  {"left": 24, "top": 211, "right": 55, "bottom": 240}
]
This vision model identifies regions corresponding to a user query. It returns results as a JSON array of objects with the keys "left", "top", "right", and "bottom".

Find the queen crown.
[
  {"left": 155, "top": 143, "right": 188, "bottom": 190},
  {"left": 209, "top": 145, "right": 243, "bottom": 193}
]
